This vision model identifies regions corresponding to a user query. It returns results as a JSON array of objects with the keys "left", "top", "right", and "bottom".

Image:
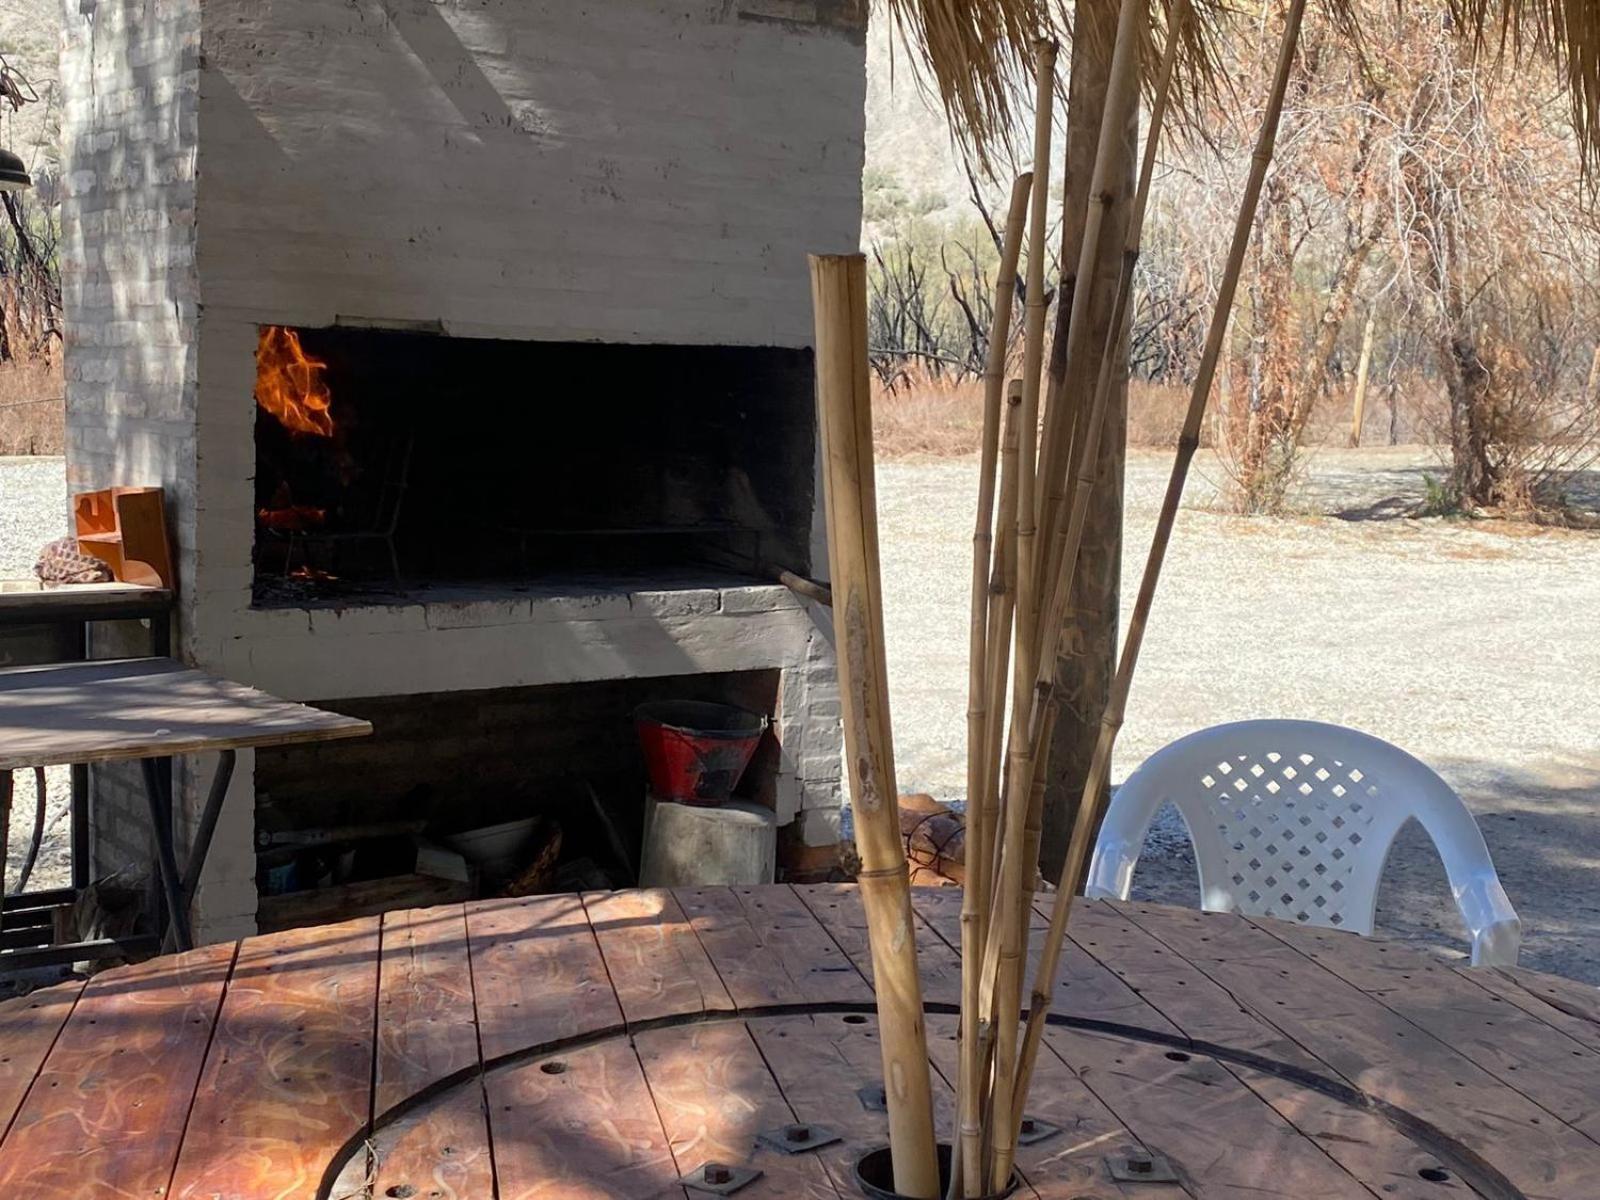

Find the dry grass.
[
  {"left": 875, "top": 368, "right": 1454, "bottom": 462},
  {"left": 874, "top": 372, "right": 1216, "bottom": 458},
  {"left": 872, "top": 369, "right": 987, "bottom": 458},
  {"left": 0, "top": 358, "right": 63, "bottom": 455}
]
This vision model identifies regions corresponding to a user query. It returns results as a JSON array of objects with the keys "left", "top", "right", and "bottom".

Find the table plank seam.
[
  {"left": 1106, "top": 903, "right": 1595, "bottom": 1197},
  {"left": 1478, "top": 967, "right": 1600, "bottom": 1049},
  {"left": 890, "top": 891, "right": 1193, "bottom": 1198},
  {"left": 620, "top": 1036, "right": 693, "bottom": 1200},
  {"left": 445, "top": 903, "right": 503, "bottom": 1200},
  {"left": 1107, "top": 905, "right": 1377, "bottom": 1088},
  {"left": 781, "top": 882, "right": 875, "bottom": 995},
  {"left": 736, "top": 1017, "right": 849, "bottom": 1198},
  {"left": 667, "top": 887, "right": 742, "bottom": 1008},
  {"left": 1243, "top": 914, "right": 1600, "bottom": 1152},
  {"left": 1067, "top": 905, "right": 1390, "bottom": 1200},
  {"left": 0, "top": 979, "right": 88, "bottom": 1153},
  {"left": 158, "top": 938, "right": 243, "bottom": 1200}
]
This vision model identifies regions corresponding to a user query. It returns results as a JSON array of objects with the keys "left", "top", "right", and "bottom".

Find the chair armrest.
[
  {"left": 1085, "top": 835, "right": 1141, "bottom": 901},
  {"left": 1456, "top": 872, "right": 1522, "bottom": 967}
]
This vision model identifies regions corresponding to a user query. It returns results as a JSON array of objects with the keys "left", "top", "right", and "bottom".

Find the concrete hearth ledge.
[{"left": 200, "top": 573, "right": 827, "bottom": 704}]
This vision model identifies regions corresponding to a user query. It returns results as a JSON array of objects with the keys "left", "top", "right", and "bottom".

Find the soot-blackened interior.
[{"left": 252, "top": 327, "right": 815, "bottom": 604}]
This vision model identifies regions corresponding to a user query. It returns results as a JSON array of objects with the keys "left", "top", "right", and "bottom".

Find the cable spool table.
[{"left": 0, "top": 885, "right": 1597, "bottom": 1199}]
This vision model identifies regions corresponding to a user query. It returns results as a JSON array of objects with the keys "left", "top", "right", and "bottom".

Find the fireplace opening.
[
  {"left": 250, "top": 670, "right": 782, "bottom": 932},
  {"left": 252, "top": 326, "right": 816, "bottom": 606}
]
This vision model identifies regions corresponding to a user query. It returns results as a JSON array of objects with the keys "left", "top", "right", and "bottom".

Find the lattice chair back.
[{"left": 1085, "top": 720, "right": 1521, "bottom": 965}]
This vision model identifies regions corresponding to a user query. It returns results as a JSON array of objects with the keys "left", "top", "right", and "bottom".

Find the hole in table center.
[
  {"left": 540, "top": 1061, "right": 567, "bottom": 1075},
  {"left": 1418, "top": 1167, "right": 1451, "bottom": 1183}
]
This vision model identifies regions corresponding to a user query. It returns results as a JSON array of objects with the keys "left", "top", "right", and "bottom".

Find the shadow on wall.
[{"left": 1127, "top": 758, "right": 1600, "bottom": 984}]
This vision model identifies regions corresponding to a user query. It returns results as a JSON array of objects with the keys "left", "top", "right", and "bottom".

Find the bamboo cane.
[
  {"left": 1010, "top": 38, "right": 1057, "bottom": 719},
  {"left": 981, "top": 378, "right": 1024, "bottom": 920},
  {"left": 810, "top": 253, "right": 940, "bottom": 1200},
  {"left": 1012, "top": 0, "right": 1310, "bottom": 1129},
  {"left": 1000, "top": 0, "right": 1188, "bottom": 1140},
  {"left": 1013, "top": 0, "right": 1147, "bottom": 981},
  {"left": 1035, "top": 192, "right": 1082, "bottom": 542},
  {"left": 964, "top": 175, "right": 1033, "bottom": 943},
  {"left": 961, "top": 380, "right": 1023, "bottom": 1197},
  {"left": 978, "top": 43, "right": 1055, "bottom": 1192},
  {"left": 0, "top": 770, "right": 12, "bottom": 936},
  {"left": 955, "top": 177, "right": 1031, "bottom": 1200},
  {"left": 979, "top": 4, "right": 1150, "bottom": 1185}
]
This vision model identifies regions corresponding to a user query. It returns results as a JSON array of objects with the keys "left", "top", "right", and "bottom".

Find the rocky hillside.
[{"left": 864, "top": 14, "right": 973, "bottom": 230}]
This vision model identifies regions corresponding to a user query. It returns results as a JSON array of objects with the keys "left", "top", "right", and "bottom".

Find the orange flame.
[{"left": 255, "top": 326, "right": 335, "bottom": 437}]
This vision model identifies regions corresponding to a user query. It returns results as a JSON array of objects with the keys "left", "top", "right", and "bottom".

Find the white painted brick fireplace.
[{"left": 59, "top": 0, "right": 865, "bottom": 940}]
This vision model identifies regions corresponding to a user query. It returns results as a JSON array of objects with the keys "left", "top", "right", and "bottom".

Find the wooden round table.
[{"left": 0, "top": 885, "right": 1595, "bottom": 1199}]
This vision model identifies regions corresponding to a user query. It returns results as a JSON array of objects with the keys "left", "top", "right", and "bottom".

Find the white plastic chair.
[{"left": 1086, "top": 720, "right": 1521, "bottom": 966}]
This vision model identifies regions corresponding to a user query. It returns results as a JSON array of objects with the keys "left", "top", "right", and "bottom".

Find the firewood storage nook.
[{"left": 59, "top": 0, "right": 865, "bottom": 939}]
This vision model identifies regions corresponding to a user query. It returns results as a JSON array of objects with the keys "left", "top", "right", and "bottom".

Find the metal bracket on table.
[
  {"left": 682, "top": 1161, "right": 762, "bottom": 1196},
  {"left": 1016, "top": 1115, "right": 1062, "bottom": 1145},
  {"left": 756, "top": 1123, "right": 841, "bottom": 1155},
  {"left": 1106, "top": 1152, "right": 1180, "bottom": 1183},
  {"left": 857, "top": 1082, "right": 887, "bottom": 1112}
]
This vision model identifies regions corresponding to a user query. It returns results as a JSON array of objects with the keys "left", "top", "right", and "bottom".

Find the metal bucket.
[{"left": 633, "top": 700, "right": 767, "bottom": 805}]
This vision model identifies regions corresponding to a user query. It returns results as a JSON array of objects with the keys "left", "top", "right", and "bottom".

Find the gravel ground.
[
  {"left": 0, "top": 455, "right": 74, "bottom": 894},
  {"left": 5, "top": 450, "right": 1597, "bottom": 983},
  {"left": 878, "top": 445, "right": 1600, "bottom": 982}
]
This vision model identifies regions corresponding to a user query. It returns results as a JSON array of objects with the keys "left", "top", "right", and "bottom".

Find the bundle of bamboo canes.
[{"left": 808, "top": 1, "right": 1307, "bottom": 1194}]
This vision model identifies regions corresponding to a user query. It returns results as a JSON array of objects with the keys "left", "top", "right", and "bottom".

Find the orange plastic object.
[{"left": 72, "top": 486, "right": 174, "bottom": 589}]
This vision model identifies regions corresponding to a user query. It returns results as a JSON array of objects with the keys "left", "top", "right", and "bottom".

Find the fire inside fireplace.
[{"left": 252, "top": 325, "right": 816, "bottom": 604}]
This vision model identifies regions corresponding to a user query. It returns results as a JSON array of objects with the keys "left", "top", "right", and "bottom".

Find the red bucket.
[{"left": 634, "top": 700, "right": 768, "bottom": 805}]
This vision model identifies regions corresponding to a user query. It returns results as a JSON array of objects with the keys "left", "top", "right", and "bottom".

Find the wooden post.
[
  {"left": 809, "top": 253, "right": 940, "bottom": 1200},
  {"left": 1349, "top": 311, "right": 1376, "bottom": 447}
]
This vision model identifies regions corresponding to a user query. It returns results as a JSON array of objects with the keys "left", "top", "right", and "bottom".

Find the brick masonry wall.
[
  {"left": 60, "top": 0, "right": 860, "bottom": 939},
  {"left": 192, "top": 0, "right": 867, "bottom": 344},
  {"left": 182, "top": 0, "right": 860, "bottom": 917},
  {"left": 58, "top": 0, "right": 214, "bottom": 927}
]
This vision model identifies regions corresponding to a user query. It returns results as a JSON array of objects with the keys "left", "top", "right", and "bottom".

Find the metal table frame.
[{"left": 0, "top": 586, "right": 173, "bottom": 967}]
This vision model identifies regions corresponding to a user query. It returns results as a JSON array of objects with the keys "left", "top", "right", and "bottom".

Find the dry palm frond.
[
  {"left": 881, "top": 0, "right": 1058, "bottom": 171},
  {"left": 890, "top": 0, "right": 1600, "bottom": 173},
  {"left": 1451, "top": 0, "right": 1600, "bottom": 167},
  {"left": 885, "top": 0, "right": 1232, "bottom": 171}
]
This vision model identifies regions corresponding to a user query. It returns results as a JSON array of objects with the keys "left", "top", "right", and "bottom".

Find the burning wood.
[
  {"left": 256, "top": 325, "right": 335, "bottom": 437},
  {"left": 256, "top": 504, "right": 326, "bottom": 533}
]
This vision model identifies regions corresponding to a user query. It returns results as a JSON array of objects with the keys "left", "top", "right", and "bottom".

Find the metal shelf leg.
[{"left": 140, "top": 757, "right": 193, "bottom": 951}]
